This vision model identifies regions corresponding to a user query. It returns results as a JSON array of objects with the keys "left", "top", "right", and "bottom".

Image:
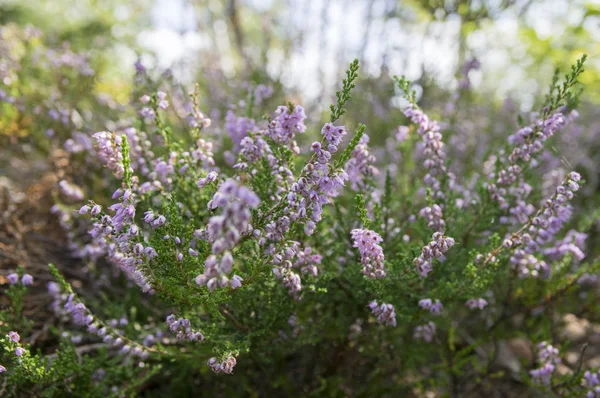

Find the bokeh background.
[{"left": 2, "top": 0, "right": 598, "bottom": 110}]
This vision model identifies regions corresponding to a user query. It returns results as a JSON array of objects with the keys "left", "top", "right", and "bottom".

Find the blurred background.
[{"left": 1, "top": 0, "right": 598, "bottom": 111}]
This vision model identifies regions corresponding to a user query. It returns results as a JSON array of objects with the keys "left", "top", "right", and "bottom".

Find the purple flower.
[
  {"left": 368, "top": 300, "right": 396, "bottom": 327},
  {"left": 208, "top": 356, "right": 237, "bottom": 374},
  {"left": 156, "top": 91, "right": 169, "bottom": 109},
  {"left": 8, "top": 331, "right": 20, "bottom": 343},
  {"left": 166, "top": 315, "right": 204, "bottom": 342},
  {"left": 265, "top": 104, "right": 306, "bottom": 152},
  {"left": 413, "top": 232, "right": 455, "bottom": 277},
  {"left": 466, "top": 298, "right": 488, "bottom": 310},
  {"left": 351, "top": 229, "right": 386, "bottom": 278},
  {"left": 345, "top": 134, "right": 379, "bottom": 191},
  {"left": 7, "top": 273, "right": 19, "bottom": 285},
  {"left": 419, "top": 299, "right": 443, "bottom": 315},
  {"left": 93, "top": 132, "right": 126, "bottom": 179},
  {"left": 414, "top": 322, "right": 436, "bottom": 342},
  {"left": 21, "top": 274, "right": 33, "bottom": 286},
  {"left": 225, "top": 110, "right": 257, "bottom": 152},
  {"left": 15, "top": 347, "right": 25, "bottom": 357},
  {"left": 0, "top": 365, "right": 6, "bottom": 372},
  {"left": 530, "top": 342, "right": 561, "bottom": 385},
  {"left": 197, "top": 171, "right": 218, "bottom": 188}
]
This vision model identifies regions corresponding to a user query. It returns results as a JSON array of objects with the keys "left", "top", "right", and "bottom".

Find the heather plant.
[{"left": 2, "top": 20, "right": 600, "bottom": 396}]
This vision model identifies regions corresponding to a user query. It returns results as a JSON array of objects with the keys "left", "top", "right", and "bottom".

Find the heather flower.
[
  {"left": 488, "top": 112, "right": 572, "bottom": 218},
  {"left": 351, "top": 229, "right": 386, "bottom": 278},
  {"left": 7, "top": 273, "right": 19, "bottom": 285},
  {"left": 413, "top": 232, "right": 455, "bottom": 277},
  {"left": 64, "top": 295, "right": 92, "bottom": 326},
  {"left": 265, "top": 104, "right": 306, "bottom": 152},
  {"left": 225, "top": 110, "right": 258, "bottom": 152},
  {"left": 58, "top": 180, "right": 84, "bottom": 201},
  {"left": 404, "top": 104, "right": 452, "bottom": 198},
  {"left": 466, "top": 298, "right": 488, "bottom": 310},
  {"left": 166, "top": 315, "right": 204, "bottom": 341},
  {"left": 293, "top": 246, "right": 322, "bottom": 277},
  {"left": 368, "top": 301, "right": 397, "bottom": 327},
  {"left": 8, "top": 331, "right": 20, "bottom": 343},
  {"left": 93, "top": 132, "right": 126, "bottom": 179},
  {"left": 414, "top": 322, "right": 436, "bottom": 342},
  {"left": 188, "top": 106, "right": 211, "bottom": 129},
  {"left": 197, "top": 171, "right": 218, "bottom": 188},
  {"left": 21, "top": 274, "right": 33, "bottom": 286},
  {"left": 191, "top": 139, "right": 215, "bottom": 168},
  {"left": 530, "top": 342, "right": 561, "bottom": 385},
  {"left": 156, "top": 91, "right": 169, "bottom": 109},
  {"left": 419, "top": 204, "right": 445, "bottom": 232},
  {"left": 345, "top": 134, "right": 379, "bottom": 191},
  {"left": 584, "top": 371, "right": 600, "bottom": 397},
  {"left": 419, "top": 299, "right": 443, "bottom": 315},
  {"left": 196, "top": 180, "right": 258, "bottom": 291},
  {"left": 207, "top": 356, "right": 237, "bottom": 374},
  {"left": 506, "top": 172, "right": 582, "bottom": 277}
]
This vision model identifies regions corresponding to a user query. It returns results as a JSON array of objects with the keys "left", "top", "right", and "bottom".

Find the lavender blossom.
[
  {"left": 419, "top": 299, "right": 443, "bottom": 315},
  {"left": 465, "top": 298, "right": 488, "bottom": 310},
  {"left": 7, "top": 273, "right": 19, "bottom": 285},
  {"left": 93, "top": 132, "right": 126, "bottom": 179},
  {"left": 368, "top": 300, "right": 397, "bottom": 327},
  {"left": 195, "top": 179, "right": 259, "bottom": 291},
  {"left": 265, "top": 104, "right": 306, "bottom": 152},
  {"left": 413, "top": 232, "right": 455, "bottom": 278},
  {"left": 351, "top": 229, "right": 386, "bottom": 278},
  {"left": 414, "top": 322, "right": 436, "bottom": 342},
  {"left": 8, "top": 331, "right": 20, "bottom": 343},
  {"left": 207, "top": 356, "right": 237, "bottom": 374},
  {"left": 345, "top": 134, "right": 379, "bottom": 191},
  {"left": 166, "top": 315, "right": 204, "bottom": 341},
  {"left": 21, "top": 274, "right": 33, "bottom": 286},
  {"left": 530, "top": 342, "right": 560, "bottom": 385}
]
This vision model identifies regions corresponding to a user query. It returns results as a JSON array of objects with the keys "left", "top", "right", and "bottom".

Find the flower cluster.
[
  {"left": 207, "top": 356, "right": 237, "bottom": 374},
  {"left": 195, "top": 180, "right": 260, "bottom": 291},
  {"left": 84, "top": 188, "right": 155, "bottom": 293},
  {"left": 58, "top": 180, "right": 84, "bottom": 201},
  {"left": 345, "top": 134, "right": 379, "bottom": 191},
  {"left": 225, "top": 110, "right": 257, "bottom": 152},
  {"left": 413, "top": 232, "right": 455, "bottom": 277},
  {"left": 368, "top": 301, "right": 397, "bottom": 327},
  {"left": 285, "top": 123, "right": 349, "bottom": 235},
  {"left": 404, "top": 105, "right": 453, "bottom": 201},
  {"left": 529, "top": 342, "right": 561, "bottom": 385},
  {"left": 93, "top": 132, "right": 127, "bottom": 179},
  {"left": 413, "top": 322, "right": 436, "bottom": 342},
  {"left": 488, "top": 112, "right": 571, "bottom": 216},
  {"left": 166, "top": 315, "right": 204, "bottom": 341},
  {"left": 6, "top": 273, "right": 33, "bottom": 286},
  {"left": 506, "top": 172, "right": 582, "bottom": 277},
  {"left": 265, "top": 104, "right": 306, "bottom": 152},
  {"left": 351, "top": 229, "right": 386, "bottom": 278},
  {"left": 418, "top": 298, "right": 443, "bottom": 315},
  {"left": 465, "top": 298, "right": 488, "bottom": 310},
  {"left": 584, "top": 371, "right": 600, "bottom": 397}
]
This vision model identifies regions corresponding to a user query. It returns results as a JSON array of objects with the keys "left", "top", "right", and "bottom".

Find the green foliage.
[
  {"left": 393, "top": 75, "right": 418, "bottom": 104},
  {"left": 544, "top": 54, "right": 588, "bottom": 114},
  {"left": 329, "top": 59, "right": 360, "bottom": 123}
]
